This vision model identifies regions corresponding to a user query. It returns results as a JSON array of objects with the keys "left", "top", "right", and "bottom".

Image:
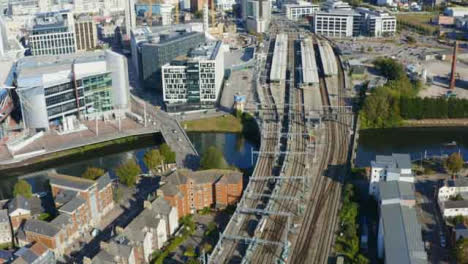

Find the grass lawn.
[
  {"left": 182, "top": 115, "right": 243, "bottom": 133},
  {"left": 397, "top": 13, "right": 439, "bottom": 35}
]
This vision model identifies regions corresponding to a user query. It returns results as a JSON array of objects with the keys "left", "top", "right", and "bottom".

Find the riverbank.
[
  {"left": 0, "top": 133, "right": 163, "bottom": 177},
  {"left": 182, "top": 115, "right": 243, "bottom": 133}
]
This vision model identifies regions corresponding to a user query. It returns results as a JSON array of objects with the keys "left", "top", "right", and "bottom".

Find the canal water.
[
  {"left": 356, "top": 127, "right": 468, "bottom": 167},
  {"left": 0, "top": 132, "right": 258, "bottom": 199}
]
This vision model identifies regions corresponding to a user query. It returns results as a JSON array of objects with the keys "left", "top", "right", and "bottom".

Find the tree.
[
  {"left": 453, "top": 238, "right": 468, "bottom": 264},
  {"left": 82, "top": 167, "right": 105, "bottom": 180},
  {"left": 113, "top": 186, "right": 124, "bottom": 203},
  {"left": 116, "top": 159, "right": 141, "bottom": 187},
  {"left": 354, "top": 254, "right": 370, "bottom": 264},
  {"left": 13, "top": 180, "right": 32, "bottom": 198},
  {"left": 450, "top": 194, "right": 464, "bottom": 201},
  {"left": 38, "top": 213, "right": 52, "bottom": 221},
  {"left": 144, "top": 149, "right": 163, "bottom": 175},
  {"left": 200, "top": 146, "right": 228, "bottom": 170},
  {"left": 445, "top": 153, "right": 464, "bottom": 177},
  {"left": 160, "top": 143, "right": 176, "bottom": 164}
]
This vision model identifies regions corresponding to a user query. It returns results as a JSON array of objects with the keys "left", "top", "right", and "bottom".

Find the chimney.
[{"left": 449, "top": 40, "right": 458, "bottom": 90}]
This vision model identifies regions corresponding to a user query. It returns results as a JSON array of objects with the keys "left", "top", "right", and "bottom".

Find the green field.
[{"left": 182, "top": 115, "right": 243, "bottom": 133}]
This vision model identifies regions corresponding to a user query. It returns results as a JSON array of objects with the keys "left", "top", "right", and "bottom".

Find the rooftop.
[
  {"left": 379, "top": 181, "right": 415, "bottom": 201},
  {"left": 300, "top": 38, "right": 319, "bottom": 85},
  {"left": 48, "top": 172, "right": 96, "bottom": 191},
  {"left": 444, "top": 200, "right": 468, "bottom": 209},
  {"left": 381, "top": 203, "right": 427, "bottom": 264},
  {"left": 8, "top": 195, "right": 42, "bottom": 215},
  {"left": 318, "top": 40, "right": 338, "bottom": 76},
  {"left": 23, "top": 219, "right": 60, "bottom": 237},
  {"left": 123, "top": 209, "right": 163, "bottom": 242},
  {"left": 189, "top": 41, "right": 222, "bottom": 61},
  {"left": 372, "top": 153, "right": 412, "bottom": 171},
  {"left": 30, "top": 11, "right": 72, "bottom": 32},
  {"left": 270, "top": 33, "right": 288, "bottom": 82},
  {"left": 97, "top": 173, "right": 112, "bottom": 191},
  {"left": 59, "top": 196, "right": 86, "bottom": 213}
]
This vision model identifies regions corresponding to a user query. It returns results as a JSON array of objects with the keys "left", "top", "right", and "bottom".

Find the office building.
[
  {"left": 74, "top": 15, "right": 97, "bottom": 51},
  {"left": 377, "top": 181, "right": 427, "bottom": 264},
  {"left": 125, "top": 0, "right": 137, "bottom": 36},
  {"left": 15, "top": 50, "right": 129, "bottom": 131},
  {"left": 27, "top": 11, "right": 77, "bottom": 56},
  {"left": 242, "top": 0, "right": 271, "bottom": 33},
  {"left": 321, "top": 0, "right": 352, "bottom": 11},
  {"left": 161, "top": 41, "right": 224, "bottom": 111},
  {"left": 130, "top": 24, "right": 205, "bottom": 90},
  {"left": 369, "top": 153, "right": 413, "bottom": 198},
  {"left": 312, "top": 10, "right": 361, "bottom": 38},
  {"left": 357, "top": 8, "right": 396, "bottom": 37},
  {"left": 284, "top": 1, "right": 319, "bottom": 21}
]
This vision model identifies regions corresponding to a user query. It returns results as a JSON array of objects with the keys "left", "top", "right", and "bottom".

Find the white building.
[
  {"left": 161, "top": 41, "right": 224, "bottom": 111},
  {"left": 0, "top": 15, "right": 24, "bottom": 59},
  {"left": 284, "top": 1, "right": 319, "bottom": 21},
  {"left": 438, "top": 178, "right": 468, "bottom": 202},
  {"left": 376, "top": 0, "right": 393, "bottom": 6},
  {"left": 441, "top": 200, "right": 468, "bottom": 218},
  {"left": 357, "top": 8, "right": 396, "bottom": 37},
  {"left": 26, "top": 11, "right": 77, "bottom": 56},
  {"left": 216, "top": 0, "right": 236, "bottom": 11},
  {"left": 160, "top": 4, "right": 173, "bottom": 26},
  {"left": 445, "top": 7, "right": 468, "bottom": 17},
  {"left": 8, "top": 0, "right": 126, "bottom": 16},
  {"left": 125, "top": 0, "right": 136, "bottom": 36},
  {"left": 369, "top": 153, "right": 413, "bottom": 198},
  {"left": 15, "top": 50, "right": 130, "bottom": 131},
  {"left": 312, "top": 10, "right": 362, "bottom": 37},
  {"left": 242, "top": 0, "right": 271, "bottom": 33},
  {"left": 321, "top": 0, "right": 352, "bottom": 11}
]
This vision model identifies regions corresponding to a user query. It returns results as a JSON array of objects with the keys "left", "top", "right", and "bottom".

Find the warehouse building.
[
  {"left": 161, "top": 41, "right": 224, "bottom": 112},
  {"left": 15, "top": 50, "right": 130, "bottom": 131}
]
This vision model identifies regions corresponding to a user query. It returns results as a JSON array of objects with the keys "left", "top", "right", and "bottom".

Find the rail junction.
[{"left": 208, "top": 18, "right": 354, "bottom": 264}]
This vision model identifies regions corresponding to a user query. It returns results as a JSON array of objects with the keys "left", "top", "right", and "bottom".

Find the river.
[
  {"left": 356, "top": 127, "right": 468, "bottom": 167},
  {"left": 0, "top": 132, "right": 258, "bottom": 199}
]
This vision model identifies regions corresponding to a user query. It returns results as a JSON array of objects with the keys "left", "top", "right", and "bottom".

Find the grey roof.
[
  {"left": 0, "top": 250, "right": 13, "bottom": 261},
  {"left": 455, "top": 224, "right": 468, "bottom": 240},
  {"left": 19, "top": 249, "right": 38, "bottom": 263},
  {"left": 124, "top": 209, "right": 162, "bottom": 242},
  {"left": 443, "top": 200, "right": 468, "bottom": 209},
  {"left": 393, "top": 153, "right": 412, "bottom": 170},
  {"left": 97, "top": 173, "right": 112, "bottom": 191},
  {"left": 151, "top": 197, "right": 172, "bottom": 216},
  {"left": 372, "top": 153, "right": 412, "bottom": 171},
  {"left": 381, "top": 204, "right": 427, "bottom": 264},
  {"left": 59, "top": 196, "right": 86, "bottom": 213},
  {"left": 92, "top": 242, "right": 133, "bottom": 263},
  {"left": 50, "top": 214, "right": 71, "bottom": 228},
  {"left": 48, "top": 172, "right": 96, "bottom": 191},
  {"left": 446, "top": 178, "right": 468, "bottom": 188},
  {"left": 23, "top": 220, "right": 60, "bottom": 237},
  {"left": 8, "top": 196, "right": 42, "bottom": 215},
  {"left": 0, "top": 209, "right": 9, "bottom": 222},
  {"left": 54, "top": 189, "right": 78, "bottom": 205},
  {"left": 379, "top": 181, "right": 415, "bottom": 201},
  {"left": 92, "top": 250, "right": 115, "bottom": 264}
]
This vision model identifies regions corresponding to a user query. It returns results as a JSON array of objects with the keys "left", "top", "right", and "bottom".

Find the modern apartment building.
[
  {"left": 15, "top": 50, "right": 129, "bottom": 131},
  {"left": 284, "top": 1, "right": 319, "bottom": 21},
  {"left": 158, "top": 169, "right": 243, "bottom": 218},
  {"left": 312, "top": 10, "right": 362, "bottom": 37},
  {"left": 27, "top": 11, "right": 77, "bottom": 56},
  {"left": 357, "top": 8, "right": 396, "bottom": 37},
  {"left": 161, "top": 41, "right": 224, "bottom": 111},
  {"left": 130, "top": 25, "right": 205, "bottom": 90},
  {"left": 74, "top": 15, "right": 97, "bottom": 51},
  {"left": 241, "top": 0, "right": 271, "bottom": 33}
]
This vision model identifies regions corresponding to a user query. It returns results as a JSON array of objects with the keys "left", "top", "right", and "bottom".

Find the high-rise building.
[
  {"left": 242, "top": 0, "right": 271, "bottom": 33},
  {"left": 130, "top": 24, "right": 205, "bottom": 90},
  {"left": 74, "top": 15, "right": 97, "bottom": 51},
  {"left": 125, "top": 0, "right": 136, "bottom": 36},
  {"left": 27, "top": 11, "right": 77, "bottom": 56},
  {"left": 161, "top": 41, "right": 224, "bottom": 111},
  {"left": 312, "top": 10, "right": 361, "bottom": 37},
  {"left": 15, "top": 50, "right": 130, "bottom": 131}
]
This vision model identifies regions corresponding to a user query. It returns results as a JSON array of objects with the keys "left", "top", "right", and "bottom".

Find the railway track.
[{"left": 289, "top": 35, "right": 350, "bottom": 264}]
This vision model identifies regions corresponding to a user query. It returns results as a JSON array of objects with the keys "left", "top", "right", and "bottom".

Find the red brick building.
[
  {"left": 18, "top": 219, "right": 66, "bottom": 256},
  {"left": 159, "top": 169, "right": 243, "bottom": 218},
  {"left": 7, "top": 196, "right": 43, "bottom": 231}
]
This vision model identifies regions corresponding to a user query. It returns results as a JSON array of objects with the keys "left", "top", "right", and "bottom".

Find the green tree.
[
  {"left": 160, "top": 143, "right": 176, "bottom": 164},
  {"left": 116, "top": 159, "right": 141, "bottom": 187},
  {"left": 113, "top": 186, "right": 124, "bottom": 203},
  {"left": 200, "top": 146, "right": 228, "bottom": 170},
  {"left": 38, "top": 213, "right": 52, "bottom": 221},
  {"left": 354, "top": 254, "right": 370, "bottom": 264},
  {"left": 82, "top": 167, "right": 105, "bottom": 180},
  {"left": 445, "top": 153, "right": 464, "bottom": 177},
  {"left": 453, "top": 238, "right": 468, "bottom": 264},
  {"left": 144, "top": 149, "right": 163, "bottom": 175},
  {"left": 373, "top": 57, "right": 406, "bottom": 81},
  {"left": 450, "top": 194, "right": 464, "bottom": 201},
  {"left": 184, "top": 246, "right": 196, "bottom": 257},
  {"left": 13, "top": 180, "right": 32, "bottom": 199},
  {"left": 451, "top": 215, "right": 465, "bottom": 226}
]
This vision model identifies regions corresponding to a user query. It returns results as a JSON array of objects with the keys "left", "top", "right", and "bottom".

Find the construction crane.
[{"left": 449, "top": 40, "right": 458, "bottom": 90}]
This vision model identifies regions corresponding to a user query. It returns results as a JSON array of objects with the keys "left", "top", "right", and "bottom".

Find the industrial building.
[
  {"left": 284, "top": 1, "right": 319, "bottom": 21},
  {"left": 241, "top": 0, "right": 271, "bottom": 33},
  {"left": 161, "top": 41, "right": 224, "bottom": 112},
  {"left": 270, "top": 33, "right": 288, "bottom": 82},
  {"left": 15, "top": 50, "right": 130, "bottom": 131},
  {"left": 26, "top": 11, "right": 77, "bottom": 56},
  {"left": 299, "top": 38, "right": 319, "bottom": 87},
  {"left": 317, "top": 40, "right": 338, "bottom": 76},
  {"left": 377, "top": 180, "right": 427, "bottom": 264},
  {"left": 130, "top": 24, "right": 205, "bottom": 91}
]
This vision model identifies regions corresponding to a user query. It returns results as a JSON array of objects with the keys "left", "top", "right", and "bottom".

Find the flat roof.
[
  {"left": 318, "top": 40, "right": 338, "bottom": 76},
  {"left": 270, "top": 33, "right": 288, "bottom": 82},
  {"left": 300, "top": 38, "right": 319, "bottom": 85}
]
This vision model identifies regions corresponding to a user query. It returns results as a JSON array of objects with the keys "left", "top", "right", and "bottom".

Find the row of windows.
[{"left": 45, "top": 83, "right": 73, "bottom": 96}]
